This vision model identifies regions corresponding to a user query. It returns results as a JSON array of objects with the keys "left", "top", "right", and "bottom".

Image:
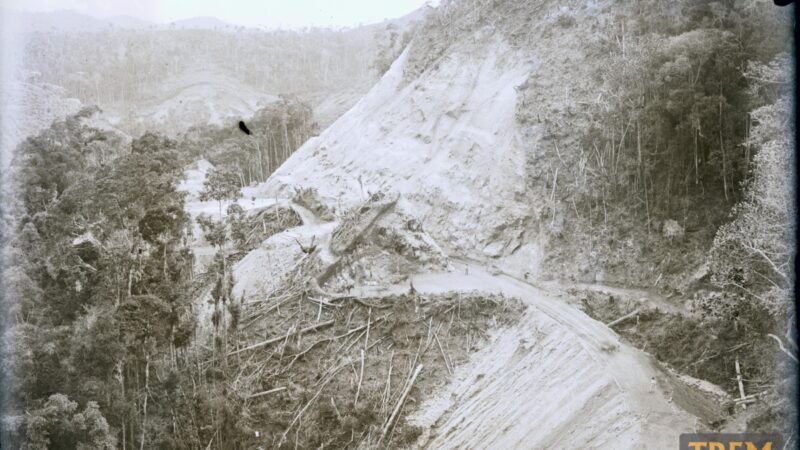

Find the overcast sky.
[{"left": 4, "top": 0, "right": 432, "bottom": 28}]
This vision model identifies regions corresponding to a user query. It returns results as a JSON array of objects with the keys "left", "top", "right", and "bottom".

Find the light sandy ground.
[
  {"left": 176, "top": 3, "right": 722, "bottom": 442},
  {"left": 395, "top": 262, "right": 706, "bottom": 449},
  {"left": 233, "top": 202, "right": 337, "bottom": 303},
  {"left": 179, "top": 155, "right": 718, "bottom": 448},
  {"left": 254, "top": 35, "right": 539, "bottom": 273},
  {"left": 178, "top": 162, "right": 339, "bottom": 328}
]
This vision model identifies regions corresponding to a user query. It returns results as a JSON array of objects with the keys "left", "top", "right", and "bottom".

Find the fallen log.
[
  {"left": 329, "top": 295, "right": 393, "bottom": 309},
  {"left": 307, "top": 296, "right": 341, "bottom": 308},
  {"left": 605, "top": 309, "right": 640, "bottom": 328},
  {"left": 248, "top": 386, "right": 286, "bottom": 399},
  {"left": 733, "top": 391, "right": 767, "bottom": 403},
  {"left": 767, "top": 333, "right": 798, "bottom": 363},
  {"left": 278, "top": 360, "right": 350, "bottom": 447},
  {"left": 377, "top": 364, "right": 424, "bottom": 448},
  {"left": 227, "top": 319, "right": 334, "bottom": 357},
  {"left": 735, "top": 355, "right": 747, "bottom": 408}
]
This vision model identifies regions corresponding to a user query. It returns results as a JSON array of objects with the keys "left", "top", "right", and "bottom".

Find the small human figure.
[{"left": 649, "top": 376, "right": 657, "bottom": 393}]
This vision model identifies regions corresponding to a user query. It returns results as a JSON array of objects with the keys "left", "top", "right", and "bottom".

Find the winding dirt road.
[
  {"left": 181, "top": 163, "right": 713, "bottom": 448},
  {"left": 283, "top": 199, "right": 712, "bottom": 449},
  {"left": 401, "top": 262, "right": 705, "bottom": 449}
]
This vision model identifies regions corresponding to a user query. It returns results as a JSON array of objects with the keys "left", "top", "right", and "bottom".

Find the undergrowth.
[
  {"left": 207, "top": 291, "right": 523, "bottom": 449},
  {"left": 576, "top": 288, "right": 794, "bottom": 435}
]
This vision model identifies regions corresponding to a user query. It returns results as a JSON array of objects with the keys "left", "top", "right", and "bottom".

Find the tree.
[
  {"left": 9, "top": 394, "right": 116, "bottom": 450},
  {"left": 199, "top": 167, "right": 241, "bottom": 219},
  {"left": 6, "top": 115, "right": 195, "bottom": 449},
  {"left": 710, "top": 92, "right": 793, "bottom": 324}
]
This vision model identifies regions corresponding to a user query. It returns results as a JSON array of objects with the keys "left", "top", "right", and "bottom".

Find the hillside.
[
  {"left": 1, "top": 1, "right": 794, "bottom": 449},
  {"left": 11, "top": 9, "right": 427, "bottom": 138},
  {"left": 258, "top": 1, "right": 606, "bottom": 278},
  {"left": 0, "top": 78, "right": 82, "bottom": 169},
  {"left": 0, "top": 9, "right": 154, "bottom": 32},
  {"left": 234, "top": 0, "right": 794, "bottom": 444},
  {"left": 113, "top": 70, "right": 279, "bottom": 136}
]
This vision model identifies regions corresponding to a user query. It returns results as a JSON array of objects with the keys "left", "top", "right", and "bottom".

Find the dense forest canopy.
[
  {"left": 0, "top": 86, "right": 323, "bottom": 446},
  {"left": 2, "top": 108, "right": 196, "bottom": 447}
]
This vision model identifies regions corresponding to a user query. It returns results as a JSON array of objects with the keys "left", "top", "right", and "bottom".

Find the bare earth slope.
[
  {"left": 182, "top": 171, "right": 719, "bottom": 448},
  {"left": 405, "top": 262, "right": 702, "bottom": 449},
  {"left": 182, "top": 2, "right": 723, "bottom": 446},
  {"left": 257, "top": 34, "right": 539, "bottom": 270}
]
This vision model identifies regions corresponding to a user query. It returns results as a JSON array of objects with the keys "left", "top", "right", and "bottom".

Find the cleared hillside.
[{"left": 2, "top": 1, "right": 793, "bottom": 449}]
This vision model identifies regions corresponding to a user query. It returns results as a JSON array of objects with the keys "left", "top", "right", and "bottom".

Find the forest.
[
  {"left": 20, "top": 28, "right": 376, "bottom": 107},
  {"left": 179, "top": 95, "right": 317, "bottom": 187}
]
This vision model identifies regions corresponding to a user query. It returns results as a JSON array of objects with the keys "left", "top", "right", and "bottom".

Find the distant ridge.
[
  {"left": 1, "top": 7, "right": 430, "bottom": 33},
  {"left": 1, "top": 9, "right": 157, "bottom": 32}
]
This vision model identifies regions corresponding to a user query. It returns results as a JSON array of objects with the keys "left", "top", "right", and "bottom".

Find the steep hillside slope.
[
  {"left": 172, "top": 1, "right": 795, "bottom": 446},
  {"left": 405, "top": 263, "right": 722, "bottom": 449},
  {"left": 259, "top": 33, "right": 539, "bottom": 272},
  {"left": 208, "top": 3, "right": 730, "bottom": 446},
  {"left": 256, "top": 1, "right": 620, "bottom": 279}
]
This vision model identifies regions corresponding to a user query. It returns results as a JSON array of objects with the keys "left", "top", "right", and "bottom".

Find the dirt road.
[
  {"left": 179, "top": 163, "right": 711, "bottom": 448},
  {"left": 403, "top": 261, "right": 703, "bottom": 449}
]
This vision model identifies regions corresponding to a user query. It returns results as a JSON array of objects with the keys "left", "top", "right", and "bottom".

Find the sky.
[{"left": 3, "top": 0, "right": 432, "bottom": 28}]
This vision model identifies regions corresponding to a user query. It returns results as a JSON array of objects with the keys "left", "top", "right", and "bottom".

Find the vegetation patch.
[
  {"left": 575, "top": 288, "right": 795, "bottom": 435},
  {"left": 227, "top": 204, "right": 302, "bottom": 259},
  {"left": 198, "top": 290, "right": 523, "bottom": 449}
]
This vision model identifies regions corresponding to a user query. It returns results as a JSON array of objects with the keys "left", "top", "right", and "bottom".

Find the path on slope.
[
  {"left": 179, "top": 164, "right": 704, "bottom": 447},
  {"left": 367, "top": 261, "right": 700, "bottom": 449},
  {"left": 284, "top": 203, "right": 702, "bottom": 448}
]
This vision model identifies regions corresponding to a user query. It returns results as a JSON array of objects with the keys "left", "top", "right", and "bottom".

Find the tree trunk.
[
  {"left": 636, "top": 119, "right": 642, "bottom": 191},
  {"left": 127, "top": 267, "right": 133, "bottom": 297},
  {"left": 644, "top": 174, "right": 651, "bottom": 235},
  {"left": 163, "top": 241, "right": 168, "bottom": 281},
  {"left": 121, "top": 366, "right": 127, "bottom": 450},
  {"left": 693, "top": 127, "right": 699, "bottom": 185},
  {"left": 719, "top": 87, "right": 729, "bottom": 202},
  {"left": 140, "top": 355, "right": 150, "bottom": 450}
]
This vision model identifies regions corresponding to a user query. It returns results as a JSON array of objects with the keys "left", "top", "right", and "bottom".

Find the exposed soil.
[
  {"left": 222, "top": 291, "right": 523, "bottom": 449},
  {"left": 182, "top": 154, "right": 731, "bottom": 448},
  {"left": 398, "top": 262, "right": 722, "bottom": 449}
]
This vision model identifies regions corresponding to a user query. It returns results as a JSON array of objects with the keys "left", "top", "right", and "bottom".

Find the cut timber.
[
  {"left": 227, "top": 320, "right": 334, "bottom": 357},
  {"left": 248, "top": 386, "right": 286, "bottom": 399},
  {"left": 733, "top": 391, "right": 766, "bottom": 403},
  {"left": 735, "top": 355, "right": 747, "bottom": 408},
  {"left": 355, "top": 349, "right": 365, "bottom": 406},
  {"left": 378, "top": 364, "right": 423, "bottom": 448},
  {"left": 330, "top": 195, "right": 399, "bottom": 256},
  {"left": 605, "top": 309, "right": 640, "bottom": 328},
  {"left": 278, "top": 360, "right": 349, "bottom": 447}
]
